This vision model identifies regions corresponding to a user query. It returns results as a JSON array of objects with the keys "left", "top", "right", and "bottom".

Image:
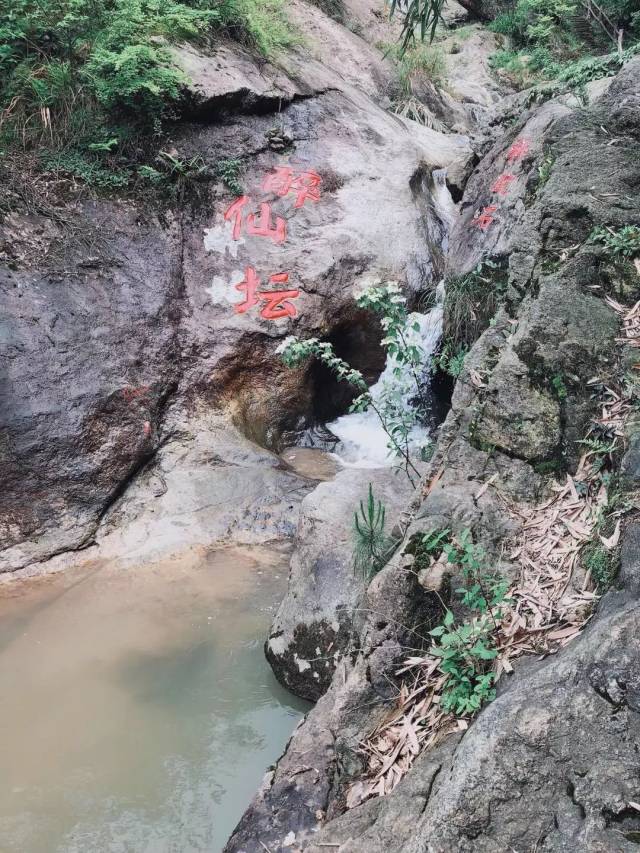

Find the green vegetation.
[
  {"left": 551, "top": 373, "right": 568, "bottom": 401},
  {"left": 378, "top": 40, "right": 447, "bottom": 126},
  {"left": 589, "top": 225, "right": 640, "bottom": 260},
  {"left": 353, "top": 484, "right": 394, "bottom": 579},
  {"left": 215, "top": 157, "right": 244, "bottom": 196},
  {"left": 389, "top": 0, "right": 446, "bottom": 54},
  {"left": 582, "top": 541, "right": 618, "bottom": 589},
  {"left": 488, "top": 0, "right": 640, "bottom": 89},
  {"left": 444, "top": 258, "right": 508, "bottom": 348},
  {"left": 537, "top": 151, "right": 554, "bottom": 187},
  {"left": 279, "top": 282, "right": 433, "bottom": 485},
  {"left": 0, "top": 0, "right": 295, "bottom": 190},
  {"left": 416, "top": 529, "right": 510, "bottom": 716},
  {"left": 434, "top": 340, "right": 467, "bottom": 378}
]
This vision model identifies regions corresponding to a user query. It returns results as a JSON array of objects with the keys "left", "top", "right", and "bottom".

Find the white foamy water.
[
  {"left": 328, "top": 283, "right": 444, "bottom": 468},
  {"left": 328, "top": 167, "right": 455, "bottom": 469}
]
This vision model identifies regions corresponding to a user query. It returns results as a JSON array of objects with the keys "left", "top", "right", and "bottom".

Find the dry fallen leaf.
[{"left": 600, "top": 520, "right": 621, "bottom": 550}]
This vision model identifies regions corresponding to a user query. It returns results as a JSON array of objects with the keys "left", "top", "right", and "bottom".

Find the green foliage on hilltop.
[
  {"left": 0, "top": 0, "right": 295, "bottom": 189},
  {"left": 488, "top": 0, "right": 640, "bottom": 88}
]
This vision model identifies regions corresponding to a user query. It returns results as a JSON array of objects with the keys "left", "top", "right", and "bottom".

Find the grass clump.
[
  {"left": 444, "top": 258, "right": 507, "bottom": 348},
  {"left": 379, "top": 40, "right": 448, "bottom": 127}
]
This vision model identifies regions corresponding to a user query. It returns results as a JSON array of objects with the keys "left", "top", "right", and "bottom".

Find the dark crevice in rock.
[
  {"left": 182, "top": 86, "right": 337, "bottom": 124},
  {"left": 566, "top": 781, "right": 586, "bottom": 819}
]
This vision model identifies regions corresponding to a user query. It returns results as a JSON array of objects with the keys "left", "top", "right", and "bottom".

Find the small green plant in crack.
[
  {"left": 410, "top": 527, "right": 453, "bottom": 573},
  {"left": 215, "top": 158, "right": 244, "bottom": 196},
  {"left": 537, "top": 152, "right": 554, "bottom": 189},
  {"left": 434, "top": 340, "right": 467, "bottom": 378},
  {"left": 534, "top": 458, "right": 565, "bottom": 477},
  {"left": 353, "top": 484, "right": 395, "bottom": 579},
  {"left": 551, "top": 373, "right": 568, "bottom": 401},
  {"left": 576, "top": 432, "right": 617, "bottom": 474},
  {"left": 158, "top": 151, "right": 207, "bottom": 181},
  {"left": 582, "top": 542, "right": 618, "bottom": 591},
  {"left": 589, "top": 225, "right": 640, "bottom": 262}
]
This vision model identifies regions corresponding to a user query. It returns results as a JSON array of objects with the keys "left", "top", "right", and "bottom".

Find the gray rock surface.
[
  {"left": 226, "top": 57, "right": 640, "bottom": 853},
  {"left": 266, "top": 467, "right": 414, "bottom": 700}
]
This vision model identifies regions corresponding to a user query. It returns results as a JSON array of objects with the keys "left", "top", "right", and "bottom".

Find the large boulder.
[
  {"left": 266, "top": 467, "right": 414, "bottom": 700},
  {"left": 0, "top": 3, "right": 473, "bottom": 573}
]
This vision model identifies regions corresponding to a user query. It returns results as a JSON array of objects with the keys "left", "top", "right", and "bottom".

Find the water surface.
[{"left": 0, "top": 545, "right": 308, "bottom": 853}]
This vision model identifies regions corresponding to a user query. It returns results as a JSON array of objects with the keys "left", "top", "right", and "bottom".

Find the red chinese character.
[
  {"left": 234, "top": 265, "right": 261, "bottom": 313},
  {"left": 506, "top": 138, "right": 530, "bottom": 163},
  {"left": 246, "top": 202, "right": 287, "bottom": 244},
  {"left": 262, "top": 167, "right": 322, "bottom": 208},
  {"left": 234, "top": 267, "right": 300, "bottom": 319},
  {"left": 259, "top": 272, "right": 299, "bottom": 319},
  {"left": 472, "top": 205, "right": 498, "bottom": 231},
  {"left": 291, "top": 171, "right": 322, "bottom": 208},
  {"left": 262, "top": 166, "right": 293, "bottom": 196},
  {"left": 223, "top": 197, "right": 287, "bottom": 244},
  {"left": 224, "top": 195, "right": 249, "bottom": 240},
  {"left": 490, "top": 173, "right": 516, "bottom": 196}
]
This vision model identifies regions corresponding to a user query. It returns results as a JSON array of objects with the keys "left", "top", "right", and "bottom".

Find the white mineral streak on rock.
[
  {"left": 294, "top": 655, "right": 311, "bottom": 673},
  {"left": 203, "top": 220, "right": 244, "bottom": 258},
  {"left": 206, "top": 270, "right": 245, "bottom": 308}
]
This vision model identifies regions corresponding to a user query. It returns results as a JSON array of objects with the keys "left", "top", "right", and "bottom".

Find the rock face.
[
  {"left": 225, "top": 58, "right": 640, "bottom": 853},
  {"left": 0, "top": 0, "right": 475, "bottom": 574},
  {"left": 265, "top": 467, "right": 414, "bottom": 700}
]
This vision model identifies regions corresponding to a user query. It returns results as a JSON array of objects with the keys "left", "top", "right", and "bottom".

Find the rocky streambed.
[{"left": 2, "top": 1, "right": 640, "bottom": 852}]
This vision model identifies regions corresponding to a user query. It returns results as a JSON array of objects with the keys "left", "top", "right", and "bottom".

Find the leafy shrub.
[
  {"left": 433, "top": 340, "right": 467, "bottom": 378},
  {"left": 427, "top": 530, "right": 509, "bottom": 716},
  {"left": 215, "top": 157, "right": 244, "bottom": 195},
  {"left": 589, "top": 225, "right": 640, "bottom": 260},
  {"left": 279, "top": 282, "right": 431, "bottom": 485},
  {"left": 0, "top": 0, "right": 295, "bottom": 188},
  {"left": 39, "top": 149, "right": 132, "bottom": 188}
]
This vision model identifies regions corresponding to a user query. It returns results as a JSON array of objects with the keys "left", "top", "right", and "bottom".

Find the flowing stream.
[
  {"left": 328, "top": 168, "right": 456, "bottom": 469},
  {"left": 327, "top": 285, "right": 444, "bottom": 467},
  {"left": 0, "top": 545, "right": 309, "bottom": 853}
]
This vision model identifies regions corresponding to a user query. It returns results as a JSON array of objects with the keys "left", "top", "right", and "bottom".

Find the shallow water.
[{"left": 0, "top": 545, "right": 308, "bottom": 853}]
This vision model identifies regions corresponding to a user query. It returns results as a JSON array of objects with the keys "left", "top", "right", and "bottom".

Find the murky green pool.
[{"left": 0, "top": 545, "right": 308, "bottom": 853}]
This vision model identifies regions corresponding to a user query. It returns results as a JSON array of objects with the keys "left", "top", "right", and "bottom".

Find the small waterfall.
[
  {"left": 328, "top": 167, "right": 454, "bottom": 469},
  {"left": 328, "top": 283, "right": 445, "bottom": 468}
]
